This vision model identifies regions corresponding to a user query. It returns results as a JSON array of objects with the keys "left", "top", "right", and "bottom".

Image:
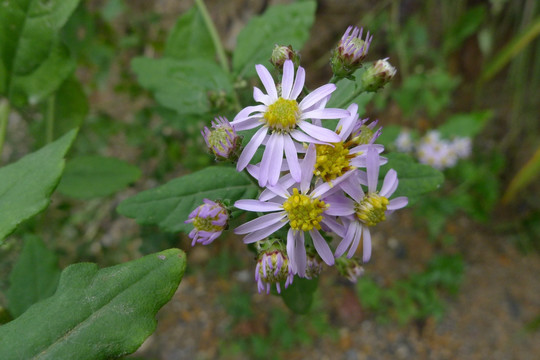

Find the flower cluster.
[
  {"left": 395, "top": 129, "right": 472, "bottom": 170},
  {"left": 186, "top": 27, "right": 406, "bottom": 293}
]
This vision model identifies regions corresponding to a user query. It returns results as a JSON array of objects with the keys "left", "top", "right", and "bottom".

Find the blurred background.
[{"left": 1, "top": 0, "right": 540, "bottom": 359}]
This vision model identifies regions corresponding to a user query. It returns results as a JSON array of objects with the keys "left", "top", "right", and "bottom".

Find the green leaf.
[
  {"left": 443, "top": 6, "right": 486, "bottom": 54},
  {"left": 57, "top": 156, "right": 141, "bottom": 199},
  {"left": 437, "top": 110, "right": 492, "bottom": 138},
  {"left": 281, "top": 277, "right": 318, "bottom": 314},
  {"left": 117, "top": 166, "right": 259, "bottom": 233},
  {"left": 232, "top": 1, "right": 316, "bottom": 78},
  {"left": 0, "top": 248, "right": 186, "bottom": 360},
  {"left": 0, "top": 129, "right": 77, "bottom": 242},
  {"left": 32, "top": 74, "right": 88, "bottom": 147},
  {"left": 131, "top": 57, "right": 233, "bottom": 115},
  {"left": 0, "top": 0, "right": 81, "bottom": 105},
  {"left": 381, "top": 153, "right": 444, "bottom": 205},
  {"left": 7, "top": 235, "right": 61, "bottom": 318},
  {"left": 164, "top": 7, "right": 215, "bottom": 61}
]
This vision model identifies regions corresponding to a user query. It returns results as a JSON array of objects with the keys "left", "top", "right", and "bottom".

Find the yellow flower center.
[
  {"left": 207, "top": 127, "right": 231, "bottom": 155},
  {"left": 263, "top": 98, "right": 299, "bottom": 132},
  {"left": 282, "top": 188, "right": 327, "bottom": 231},
  {"left": 314, "top": 141, "right": 356, "bottom": 182},
  {"left": 355, "top": 193, "right": 389, "bottom": 226},
  {"left": 352, "top": 125, "right": 374, "bottom": 145},
  {"left": 193, "top": 215, "right": 222, "bottom": 232}
]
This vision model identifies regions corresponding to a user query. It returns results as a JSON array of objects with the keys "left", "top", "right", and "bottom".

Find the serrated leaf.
[
  {"left": 117, "top": 166, "right": 259, "bottom": 233},
  {"left": 381, "top": 153, "right": 444, "bottom": 205},
  {"left": 7, "top": 235, "right": 60, "bottom": 318},
  {"left": 281, "top": 277, "right": 318, "bottom": 314},
  {"left": 0, "top": 0, "right": 81, "bottom": 105},
  {"left": 232, "top": 1, "right": 316, "bottom": 78},
  {"left": 0, "top": 129, "right": 77, "bottom": 242},
  {"left": 437, "top": 111, "right": 492, "bottom": 138},
  {"left": 164, "top": 7, "right": 215, "bottom": 61},
  {"left": 57, "top": 156, "right": 141, "bottom": 199},
  {"left": 131, "top": 57, "right": 233, "bottom": 115},
  {"left": 0, "top": 248, "right": 186, "bottom": 360}
]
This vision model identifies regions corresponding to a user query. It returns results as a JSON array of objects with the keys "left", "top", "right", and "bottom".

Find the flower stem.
[
  {"left": 336, "top": 83, "right": 366, "bottom": 108},
  {"left": 195, "top": 0, "right": 229, "bottom": 73},
  {"left": 195, "top": 0, "right": 242, "bottom": 111},
  {"left": 0, "top": 99, "right": 9, "bottom": 160},
  {"left": 45, "top": 95, "right": 55, "bottom": 144}
]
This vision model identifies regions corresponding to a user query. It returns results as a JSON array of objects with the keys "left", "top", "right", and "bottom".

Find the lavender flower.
[
  {"left": 255, "top": 250, "right": 294, "bottom": 294},
  {"left": 234, "top": 145, "right": 354, "bottom": 277},
  {"left": 395, "top": 130, "right": 414, "bottom": 153},
  {"left": 202, "top": 116, "right": 241, "bottom": 160},
  {"left": 326, "top": 148, "right": 408, "bottom": 262},
  {"left": 331, "top": 26, "right": 373, "bottom": 78},
  {"left": 451, "top": 137, "right": 472, "bottom": 159},
  {"left": 185, "top": 199, "right": 228, "bottom": 246},
  {"left": 231, "top": 60, "right": 349, "bottom": 187},
  {"left": 417, "top": 131, "right": 459, "bottom": 170}
]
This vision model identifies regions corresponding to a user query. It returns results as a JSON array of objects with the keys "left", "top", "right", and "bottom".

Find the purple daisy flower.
[
  {"left": 230, "top": 60, "right": 349, "bottom": 187},
  {"left": 234, "top": 145, "right": 354, "bottom": 277},
  {"left": 327, "top": 148, "right": 408, "bottom": 262},
  {"left": 202, "top": 116, "right": 240, "bottom": 160},
  {"left": 185, "top": 199, "right": 228, "bottom": 246}
]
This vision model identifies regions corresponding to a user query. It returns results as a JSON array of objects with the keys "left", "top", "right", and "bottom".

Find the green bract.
[{"left": 0, "top": 248, "right": 186, "bottom": 360}]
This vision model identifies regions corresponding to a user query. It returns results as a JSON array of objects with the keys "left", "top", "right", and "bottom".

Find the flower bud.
[
  {"left": 185, "top": 199, "right": 228, "bottom": 246},
  {"left": 255, "top": 247, "right": 294, "bottom": 294},
  {"left": 336, "top": 257, "right": 365, "bottom": 283},
  {"left": 202, "top": 116, "right": 241, "bottom": 161},
  {"left": 331, "top": 26, "right": 373, "bottom": 79},
  {"left": 305, "top": 254, "right": 323, "bottom": 280},
  {"left": 361, "top": 58, "right": 397, "bottom": 92},
  {"left": 270, "top": 44, "right": 300, "bottom": 72}
]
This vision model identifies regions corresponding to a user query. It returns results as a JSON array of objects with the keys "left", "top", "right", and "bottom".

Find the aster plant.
[{"left": 119, "top": 1, "right": 445, "bottom": 313}]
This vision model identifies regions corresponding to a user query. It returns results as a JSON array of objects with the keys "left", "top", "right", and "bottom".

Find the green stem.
[
  {"left": 46, "top": 95, "right": 55, "bottom": 144},
  {"left": 195, "top": 0, "right": 229, "bottom": 73},
  {"left": 0, "top": 99, "right": 9, "bottom": 159},
  {"left": 195, "top": 0, "right": 241, "bottom": 111},
  {"left": 337, "top": 84, "right": 367, "bottom": 108}
]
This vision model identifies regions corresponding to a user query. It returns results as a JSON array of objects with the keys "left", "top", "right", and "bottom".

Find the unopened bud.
[
  {"left": 202, "top": 116, "right": 241, "bottom": 161},
  {"left": 336, "top": 257, "right": 365, "bottom": 283},
  {"left": 255, "top": 240, "right": 294, "bottom": 294},
  {"left": 361, "top": 58, "right": 397, "bottom": 92},
  {"left": 185, "top": 199, "right": 229, "bottom": 246},
  {"left": 270, "top": 44, "right": 300, "bottom": 72}
]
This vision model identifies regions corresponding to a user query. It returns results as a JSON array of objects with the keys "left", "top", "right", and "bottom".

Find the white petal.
[
  {"left": 290, "top": 66, "right": 305, "bottom": 100},
  {"left": 235, "top": 212, "right": 287, "bottom": 234},
  {"left": 236, "top": 126, "right": 268, "bottom": 170},
  {"left": 310, "top": 230, "right": 334, "bottom": 265},
  {"left": 234, "top": 199, "right": 282, "bottom": 212}
]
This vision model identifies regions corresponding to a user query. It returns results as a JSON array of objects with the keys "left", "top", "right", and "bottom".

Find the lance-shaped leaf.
[
  {"left": 0, "top": 0, "right": 81, "bottom": 105},
  {"left": 0, "top": 129, "right": 77, "bottom": 242},
  {"left": 232, "top": 1, "right": 316, "bottom": 78},
  {"left": 117, "top": 166, "right": 259, "bottom": 233},
  {"left": 57, "top": 156, "right": 141, "bottom": 199},
  {"left": 0, "top": 248, "right": 186, "bottom": 360},
  {"left": 380, "top": 153, "right": 444, "bottom": 205},
  {"left": 7, "top": 235, "right": 61, "bottom": 318}
]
